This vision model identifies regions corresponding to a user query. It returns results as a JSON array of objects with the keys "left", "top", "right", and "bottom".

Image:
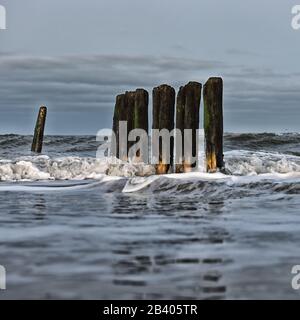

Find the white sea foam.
[
  {"left": 0, "top": 156, "right": 155, "bottom": 182},
  {"left": 0, "top": 150, "right": 299, "bottom": 182},
  {"left": 122, "top": 171, "right": 300, "bottom": 193},
  {"left": 123, "top": 176, "right": 160, "bottom": 193},
  {"left": 224, "top": 150, "right": 300, "bottom": 175}
]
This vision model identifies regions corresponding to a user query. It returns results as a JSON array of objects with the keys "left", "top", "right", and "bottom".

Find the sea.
[{"left": 0, "top": 133, "right": 299, "bottom": 299}]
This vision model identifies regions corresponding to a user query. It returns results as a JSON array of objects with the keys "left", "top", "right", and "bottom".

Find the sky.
[{"left": 0, "top": 0, "right": 299, "bottom": 134}]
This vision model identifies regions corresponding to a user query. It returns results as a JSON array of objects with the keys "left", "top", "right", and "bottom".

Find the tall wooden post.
[
  {"left": 112, "top": 89, "right": 149, "bottom": 161},
  {"left": 203, "top": 77, "right": 224, "bottom": 173},
  {"left": 31, "top": 106, "right": 47, "bottom": 153},
  {"left": 176, "top": 82, "right": 202, "bottom": 173},
  {"left": 134, "top": 89, "right": 148, "bottom": 134},
  {"left": 133, "top": 89, "right": 149, "bottom": 162},
  {"left": 175, "top": 85, "right": 185, "bottom": 173},
  {"left": 111, "top": 91, "right": 135, "bottom": 160},
  {"left": 152, "top": 84, "right": 175, "bottom": 174},
  {"left": 112, "top": 94, "right": 125, "bottom": 159},
  {"left": 124, "top": 91, "right": 136, "bottom": 156}
]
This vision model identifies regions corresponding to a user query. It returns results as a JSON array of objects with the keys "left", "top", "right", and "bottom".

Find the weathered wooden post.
[
  {"left": 112, "top": 89, "right": 149, "bottom": 161},
  {"left": 31, "top": 106, "right": 47, "bottom": 153},
  {"left": 125, "top": 91, "right": 135, "bottom": 136},
  {"left": 132, "top": 89, "right": 149, "bottom": 162},
  {"left": 152, "top": 84, "right": 176, "bottom": 174},
  {"left": 112, "top": 94, "right": 125, "bottom": 159},
  {"left": 203, "top": 77, "right": 224, "bottom": 172},
  {"left": 123, "top": 91, "right": 135, "bottom": 159},
  {"left": 111, "top": 91, "right": 135, "bottom": 160},
  {"left": 134, "top": 89, "right": 148, "bottom": 134},
  {"left": 175, "top": 86, "right": 185, "bottom": 173},
  {"left": 176, "top": 82, "right": 202, "bottom": 173}
]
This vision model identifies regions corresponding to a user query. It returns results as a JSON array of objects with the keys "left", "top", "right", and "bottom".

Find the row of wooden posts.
[
  {"left": 30, "top": 77, "right": 224, "bottom": 174},
  {"left": 112, "top": 77, "right": 224, "bottom": 174}
]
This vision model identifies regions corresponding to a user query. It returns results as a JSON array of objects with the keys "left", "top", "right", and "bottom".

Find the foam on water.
[
  {"left": 0, "top": 149, "right": 299, "bottom": 182},
  {"left": 225, "top": 150, "right": 300, "bottom": 175},
  {"left": 0, "top": 155, "right": 155, "bottom": 182},
  {"left": 122, "top": 171, "right": 300, "bottom": 193}
]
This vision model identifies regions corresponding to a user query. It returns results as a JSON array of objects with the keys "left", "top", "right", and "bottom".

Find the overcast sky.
[{"left": 0, "top": 0, "right": 299, "bottom": 134}]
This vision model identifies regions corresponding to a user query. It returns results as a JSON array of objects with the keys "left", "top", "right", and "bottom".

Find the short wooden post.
[
  {"left": 152, "top": 84, "right": 175, "bottom": 174},
  {"left": 203, "top": 77, "right": 224, "bottom": 172},
  {"left": 31, "top": 106, "right": 47, "bottom": 153},
  {"left": 176, "top": 82, "right": 202, "bottom": 173}
]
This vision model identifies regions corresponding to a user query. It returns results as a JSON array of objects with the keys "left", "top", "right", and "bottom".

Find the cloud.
[
  {"left": 226, "top": 49, "right": 262, "bottom": 57},
  {"left": 0, "top": 54, "right": 227, "bottom": 111},
  {"left": 0, "top": 53, "right": 299, "bottom": 132}
]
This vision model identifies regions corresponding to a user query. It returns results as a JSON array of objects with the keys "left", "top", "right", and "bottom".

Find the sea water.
[{"left": 0, "top": 133, "right": 299, "bottom": 299}]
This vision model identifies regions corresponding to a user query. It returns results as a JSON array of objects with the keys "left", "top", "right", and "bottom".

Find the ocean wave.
[
  {"left": 0, "top": 156, "right": 155, "bottom": 181},
  {"left": 122, "top": 172, "right": 300, "bottom": 195},
  {"left": 0, "top": 149, "right": 299, "bottom": 182},
  {"left": 224, "top": 132, "right": 300, "bottom": 156},
  {"left": 224, "top": 132, "right": 300, "bottom": 147},
  {"left": 225, "top": 150, "right": 300, "bottom": 175}
]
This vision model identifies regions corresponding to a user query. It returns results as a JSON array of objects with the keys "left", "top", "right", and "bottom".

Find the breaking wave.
[
  {"left": 0, "top": 156, "right": 155, "bottom": 181},
  {"left": 0, "top": 150, "right": 299, "bottom": 182},
  {"left": 224, "top": 150, "right": 300, "bottom": 175},
  {"left": 0, "top": 133, "right": 298, "bottom": 186}
]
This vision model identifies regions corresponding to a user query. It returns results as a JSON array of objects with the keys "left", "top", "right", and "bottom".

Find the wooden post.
[
  {"left": 112, "top": 89, "right": 149, "bottom": 161},
  {"left": 125, "top": 91, "right": 136, "bottom": 156},
  {"left": 134, "top": 89, "right": 148, "bottom": 135},
  {"left": 111, "top": 91, "right": 135, "bottom": 160},
  {"left": 175, "top": 85, "right": 185, "bottom": 173},
  {"left": 152, "top": 84, "right": 175, "bottom": 174},
  {"left": 133, "top": 89, "right": 149, "bottom": 162},
  {"left": 31, "top": 106, "right": 47, "bottom": 153},
  {"left": 112, "top": 94, "right": 125, "bottom": 159},
  {"left": 176, "top": 82, "right": 202, "bottom": 173},
  {"left": 203, "top": 77, "right": 224, "bottom": 173}
]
